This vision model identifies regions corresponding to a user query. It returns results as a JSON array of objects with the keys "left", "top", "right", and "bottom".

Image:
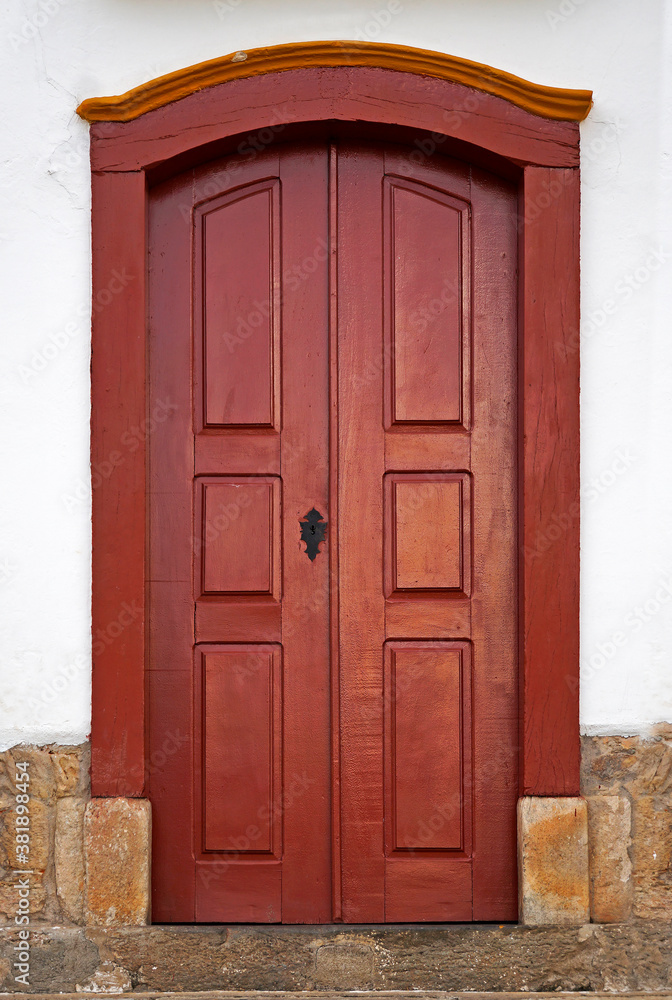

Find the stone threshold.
[
  {"left": 1, "top": 923, "right": 672, "bottom": 994},
  {"left": 2, "top": 993, "right": 672, "bottom": 1000}
]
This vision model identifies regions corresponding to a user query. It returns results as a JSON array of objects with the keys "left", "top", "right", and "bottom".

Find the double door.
[{"left": 148, "top": 138, "right": 518, "bottom": 922}]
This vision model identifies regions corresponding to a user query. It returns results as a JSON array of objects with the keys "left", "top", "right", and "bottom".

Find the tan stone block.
[
  {"left": 0, "top": 797, "right": 51, "bottom": 874},
  {"left": 8, "top": 747, "right": 56, "bottom": 802},
  {"left": 631, "top": 794, "right": 672, "bottom": 918},
  {"left": 587, "top": 794, "right": 632, "bottom": 922},
  {"left": 55, "top": 797, "right": 86, "bottom": 923},
  {"left": 52, "top": 751, "right": 83, "bottom": 797},
  {"left": 581, "top": 734, "right": 672, "bottom": 798},
  {"left": 518, "top": 796, "right": 589, "bottom": 925},
  {"left": 85, "top": 797, "right": 151, "bottom": 926},
  {"left": 0, "top": 873, "right": 46, "bottom": 919},
  {"left": 314, "top": 943, "right": 374, "bottom": 989}
]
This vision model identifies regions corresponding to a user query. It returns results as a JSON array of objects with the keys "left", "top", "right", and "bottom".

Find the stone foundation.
[
  {"left": 0, "top": 734, "right": 669, "bottom": 939},
  {"left": 581, "top": 728, "right": 672, "bottom": 920},
  {"left": 0, "top": 744, "right": 89, "bottom": 925},
  {"left": 0, "top": 923, "right": 671, "bottom": 993}
]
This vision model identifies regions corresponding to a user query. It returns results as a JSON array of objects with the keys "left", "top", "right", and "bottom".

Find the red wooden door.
[{"left": 148, "top": 138, "right": 518, "bottom": 923}]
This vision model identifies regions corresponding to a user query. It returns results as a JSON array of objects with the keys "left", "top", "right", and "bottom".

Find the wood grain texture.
[
  {"left": 197, "top": 180, "right": 280, "bottom": 428},
  {"left": 86, "top": 67, "right": 582, "bottom": 175},
  {"left": 201, "top": 645, "right": 281, "bottom": 854},
  {"left": 199, "top": 478, "right": 280, "bottom": 597},
  {"left": 147, "top": 145, "right": 333, "bottom": 923},
  {"left": 90, "top": 170, "right": 146, "bottom": 798},
  {"left": 468, "top": 167, "right": 519, "bottom": 921},
  {"left": 336, "top": 144, "right": 386, "bottom": 922},
  {"left": 77, "top": 40, "right": 592, "bottom": 123},
  {"left": 519, "top": 167, "right": 581, "bottom": 797},
  {"left": 385, "top": 642, "right": 467, "bottom": 852},
  {"left": 385, "top": 178, "right": 467, "bottom": 425},
  {"left": 276, "top": 144, "right": 331, "bottom": 923},
  {"left": 147, "top": 164, "right": 195, "bottom": 921},
  {"left": 386, "top": 474, "right": 469, "bottom": 595}
]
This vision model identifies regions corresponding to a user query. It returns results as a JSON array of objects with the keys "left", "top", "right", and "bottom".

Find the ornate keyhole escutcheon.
[{"left": 300, "top": 508, "right": 327, "bottom": 561}]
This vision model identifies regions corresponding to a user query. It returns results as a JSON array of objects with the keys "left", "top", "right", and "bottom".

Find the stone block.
[
  {"left": 518, "top": 795, "right": 589, "bottom": 925},
  {"left": 631, "top": 794, "right": 672, "bottom": 918},
  {"left": 84, "top": 798, "right": 151, "bottom": 926},
  {"left": 0, "top": 873, "right": 46, "bottom": 920},
  {"left": 55, "top": 797, "right": 86, "bottom": 923},
  {"left": 586, "top": 794, "right": 632, "bottom": 922},
  {"left": 314, "top": 942, "right": 374, "bottom": 989},
  {"left": 0, "top": 796, "right": 51, "bottom": 873},
  {"left": 581, "top": 733, "right": 672, "bottom": 798},
  {"left": 76, "top": 960, "right": 132, "bottom": 993},
  {"left": 52, "top": 750, "right": 84, "bottom": 797},
  {"left": 7, "top": 747, "right": 56, "bottom": 802}
]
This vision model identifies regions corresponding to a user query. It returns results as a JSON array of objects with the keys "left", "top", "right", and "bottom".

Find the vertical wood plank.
[
  {"left": 147, "top": 166, "right": 196, "bottom": 921},
  {"left": 337, "top": 144, "right": 386, "bottom": 922},
  {"left": 90, "top": 170, "right": 146, "bottom": 797},
  {"left": 470, "top": 168, "right": 519, "bottom": 920},
  {"left": 279, "top": 144, "right": 332, "bottom": 923},
  {"left": 520, "top": 166, "right": 581, "bottom": 796},
  {"left": 328, "top": 142, "right": 343, "bottom": 922}
]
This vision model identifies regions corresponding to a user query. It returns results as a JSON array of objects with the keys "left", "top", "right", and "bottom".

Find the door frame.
[{"left": 79, "top": 41, "right": 590, "bottom": 802}]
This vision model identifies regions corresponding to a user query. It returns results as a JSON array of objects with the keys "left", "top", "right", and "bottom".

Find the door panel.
[
  {"left": 384, "top": 177, "right": 468, "bottom": 427},
  {"left": 148, "top": 137, "right": 518, "bottom": 923},
  {"left": 149, "top": 144, "right": 332, "bottom": 923},
  {"left": 201, "top": 645, "right": 282, "bottom": 854},
  {"left": 384, "top": 641, "right": 469, "bottom": 853},
  {"left": 199, "top": 179, "right": 280, "bottom": 428},
  {"left": 337, "top": 144, "right": 517, "bottom": 922}
]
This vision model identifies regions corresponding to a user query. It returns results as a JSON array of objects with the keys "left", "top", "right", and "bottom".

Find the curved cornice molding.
[{"left": 77, "top": 40, "right": 593, "bottom": 124}]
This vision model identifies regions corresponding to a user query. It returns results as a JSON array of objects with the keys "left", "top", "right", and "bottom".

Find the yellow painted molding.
[{"left": 77, "top": 40, "right": 593, "bottom": 124}]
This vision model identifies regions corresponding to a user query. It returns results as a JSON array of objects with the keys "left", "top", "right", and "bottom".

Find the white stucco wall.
[{"left": 1, "top": 0, "right": 671, "bottom": 748}]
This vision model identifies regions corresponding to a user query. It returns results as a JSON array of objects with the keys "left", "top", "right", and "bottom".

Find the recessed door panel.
[
  {"left": 198, "top": 181, "right": 280, "bottom": 429},
  {"left": 385, "top": 641, "right": 469, "bottom": 852},
  {"left": 385, "top": 473, "right": 470, "bottom": 596},
  {"left": 199, "top": 477, "right": 280, "bottom": 597},
  {"left": 201, "top": 645, "right": 281, "bottom": 855},
  {"left": 384, "top": 177, "right": 470, "bottom": 429}
]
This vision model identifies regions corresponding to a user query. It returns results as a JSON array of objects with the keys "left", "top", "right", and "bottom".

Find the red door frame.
[{"left": 79, "top": 41, "right": 590, "bottom": 803}]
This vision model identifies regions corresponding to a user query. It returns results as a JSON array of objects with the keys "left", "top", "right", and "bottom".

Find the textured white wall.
[{"left": 1, "top": 0, "right": 671, "bottom": 748}]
